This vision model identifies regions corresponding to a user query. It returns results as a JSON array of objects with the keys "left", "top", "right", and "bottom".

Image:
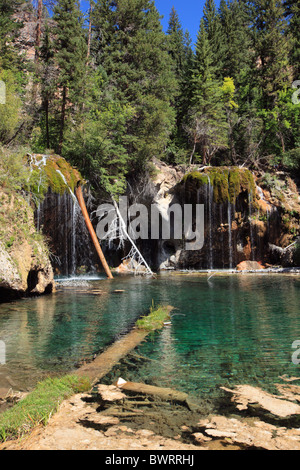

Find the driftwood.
[{"left": 118, "top": 381, "right": 193, "bottom": 409}]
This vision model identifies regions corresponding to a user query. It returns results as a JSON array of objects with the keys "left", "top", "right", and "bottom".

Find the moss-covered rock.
[
  {"left": 181, "top": 167, "right": 257, "bottom": 204},
  {"left": 27, "top": 154, "right": 83, "bottom": 197},
  {"left": 0, "top": 188, "right": 54, "bottom": 301}
]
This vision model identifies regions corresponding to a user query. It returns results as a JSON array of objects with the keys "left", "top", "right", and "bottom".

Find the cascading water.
[
  {"left": 207, "top": 175, "right": 214, "bottom": 270},
  {"left": 228, "top": 200, "right": 233, "bottom": 269},
  {"left": 170, "top": 167, "right": 278, "bottom": 271},
  {"left": 27, "top": 154, "right": 98, "bottom": 277},
  {"left": 36, "top": 189, "right": 98, "bottom": 277}
]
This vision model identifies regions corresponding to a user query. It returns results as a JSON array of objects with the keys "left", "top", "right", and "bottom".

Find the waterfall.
[
  {"left": 248, "top": 192, "right": 255, "bottom": 261},
  {"left": 35, "top": 190, "right": 97, "bottom": 277},
  {"left": 207, "top": 175, "right": 214, "bottom": 270},
  {"left": 228, "top": 201, "right": 233, "bottom": 269},
  {"left": 71, "top": 198, "right": 78, "bottom": 276}
]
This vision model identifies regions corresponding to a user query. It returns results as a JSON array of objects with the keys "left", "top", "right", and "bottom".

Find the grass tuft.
[
  {"left": 0, "top": 374, "right": 91, "bottom": 442},
  {"left": 135, "top": 302, "right": 171, "bottom": 332}
]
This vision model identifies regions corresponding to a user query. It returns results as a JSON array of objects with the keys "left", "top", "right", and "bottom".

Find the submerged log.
[
  {"left": 118, "top": 381, "right": 192, "bottom": 409},
  {"left": 76, "top": 186, "right": 113, "bottom": 280},
  {"left": 75, "top": 305, "right": 174, "bottom": 385}
]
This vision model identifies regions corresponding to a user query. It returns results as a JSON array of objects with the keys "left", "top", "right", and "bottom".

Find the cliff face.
[
  {"left": 0, "top": 188, "right": 54, "bottom": 302},
  {"left": 146, "top": 161, "right": 300, "bottom": 270}
]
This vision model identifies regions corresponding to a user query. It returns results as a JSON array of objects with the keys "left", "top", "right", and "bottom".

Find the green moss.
[
  {"left": 135, "top": 303, "right": 172, "bottom": 332},
  {"left": 182, "top": 167, "right": 256, "bottom": 204},
  {"left": 182, "top": 171, "right": 209, "bottom": 186},
  {"left": 228, "top": 168, "right": 241, "bottom": 203},
  {"left": 30, "top": 155, "right": 83, "bottom": 196}
]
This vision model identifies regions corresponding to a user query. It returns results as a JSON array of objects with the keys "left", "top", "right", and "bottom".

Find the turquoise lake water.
[{"left": 0, "top": 274, "right": 299, "bottom": 403}]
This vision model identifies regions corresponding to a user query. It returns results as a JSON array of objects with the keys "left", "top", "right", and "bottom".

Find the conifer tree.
[
  {"left": 166, "top": 7, "right": 193, "bottom": 162},
  {"left": 52, "top": 0, "right": 87, "bottom": 154},
  {"left": 0, "top": 0, "right": 23, "bottom": 70},
  {"left": 250, "top": 0, "right": 292, "bottom": 155},
  {"left": 203, "top": 0, "right": 224, "bottom": 78},
  {"left": 219, "top": 0, "right": 252, "bottom": 84},
  {"left": 186, "top": 18, "right": 228, "bottom": 165},
  {"left": 92, "top": 0, "right": 177, "bottom": 172},
  {"left": 284, "top": 0, "right": 300, "bottom": 79}
]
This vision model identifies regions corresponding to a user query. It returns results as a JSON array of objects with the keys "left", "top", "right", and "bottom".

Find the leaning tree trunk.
[{"left": 76, "top": 186, "right": 114, "bottom": 280}]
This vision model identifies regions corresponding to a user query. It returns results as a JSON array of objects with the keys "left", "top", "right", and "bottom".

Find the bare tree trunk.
[
  {"left": 189, "top": 140, "right": 196, "bottom": 165},
  {"left": 87, "top": 1, "right": 93, "bottom": 61},
  {"left": 35, "top": 0, "right": 43, "bottom": 63},
  {"left": 76, "top": 186, "right": 114, "bottom": 279},
  {"left": 58, "top": 86, "right": 67, "bottom": 154}
]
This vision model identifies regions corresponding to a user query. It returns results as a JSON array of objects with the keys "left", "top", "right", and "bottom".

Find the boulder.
[{"left": 237, "top": 261, "right": 265, "bottom": 271}]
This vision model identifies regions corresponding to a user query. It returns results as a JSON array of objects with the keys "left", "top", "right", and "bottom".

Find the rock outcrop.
[
  {"left": 0, "top": 188, "right": 54, "bottom": 302},
  {"left": 147, "top": 162, "right": 300, "bottom": 270}
]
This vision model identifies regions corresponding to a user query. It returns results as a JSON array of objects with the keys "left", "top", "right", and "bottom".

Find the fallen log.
[
  {"left": 118, "top": 381, "right": 194, "bottom": 410},
  {"left": 75, "top": 305, "right": 174, "bottom": 385},
  {"left": 76, "top": 186, "right": 113, "bottom": 280}
]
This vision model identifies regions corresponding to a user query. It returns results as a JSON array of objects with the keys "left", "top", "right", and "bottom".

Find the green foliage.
[
  {"left": 135, "top": 303, "right": 171, "bottom": 331},
  {"left": 0, "top": 146, "right": 31, "bottom": 191},
  {"left": 64, "top": 98, "right": 136, "bottom": 196},
  {"left": 0, "top": 375, "right": 91, "bottom": 442},
  {"left": 0, "top": 0, "right": 23, "bottom": 70},
  {"left": 91, "top": 0, "right": 177, "bottom": 185},
  {"left": 0, "top": 0, "right": 299, "bottom": 189},
  {"left": 294, "top": 241, "right": 300, "bottom": 266},
  {"left": 0, "top": 69, "right": 21, "bottom": 144}
]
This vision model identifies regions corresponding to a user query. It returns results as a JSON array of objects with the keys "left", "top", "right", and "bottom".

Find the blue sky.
[{"left": 79, "top": 0, "right": 221, "bottom": 46}]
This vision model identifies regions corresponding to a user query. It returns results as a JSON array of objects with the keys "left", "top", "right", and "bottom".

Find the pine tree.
[
  {"left": 167, "top": 7, "right": 186, "bottom": 80},
  {"left": 166, "top": 7, "right": 193, "bottom": 162},
  {"left": 0, "top": 0, "right": 23, "bottom": 70},
  {"left": 284, "top": 0, "right": 300, "bottom": 79},
  {"left": 250, "top": 0, "right": 292, "bottom": 155},
  {"left": 92, "top": 0, "right": 177, "bottom": 173},
  {"left": 53, "top": 0, "right": 87, "bottom": 154},
  {"left": 186, "top": 18, "right": 228, "bottom": 165},
  {"left": 219, "top": 0, "right": 252, "bottom": 84},
  {"left": 39, "top": 21, "right": 56, "bottom": 149},
  {"left": 251, "top": 0, "right": 291, "bottom": 110},
  {"left": 203, "top": 0, "right": 224, "bottom": 78}
]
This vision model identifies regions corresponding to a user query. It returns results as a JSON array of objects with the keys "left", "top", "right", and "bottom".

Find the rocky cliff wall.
[
  {"left": 0, "top": 189, "right": 54, "bottom": 302},
  {"left": 139, "top": 161, "right": 300, "bottom": 270}
]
